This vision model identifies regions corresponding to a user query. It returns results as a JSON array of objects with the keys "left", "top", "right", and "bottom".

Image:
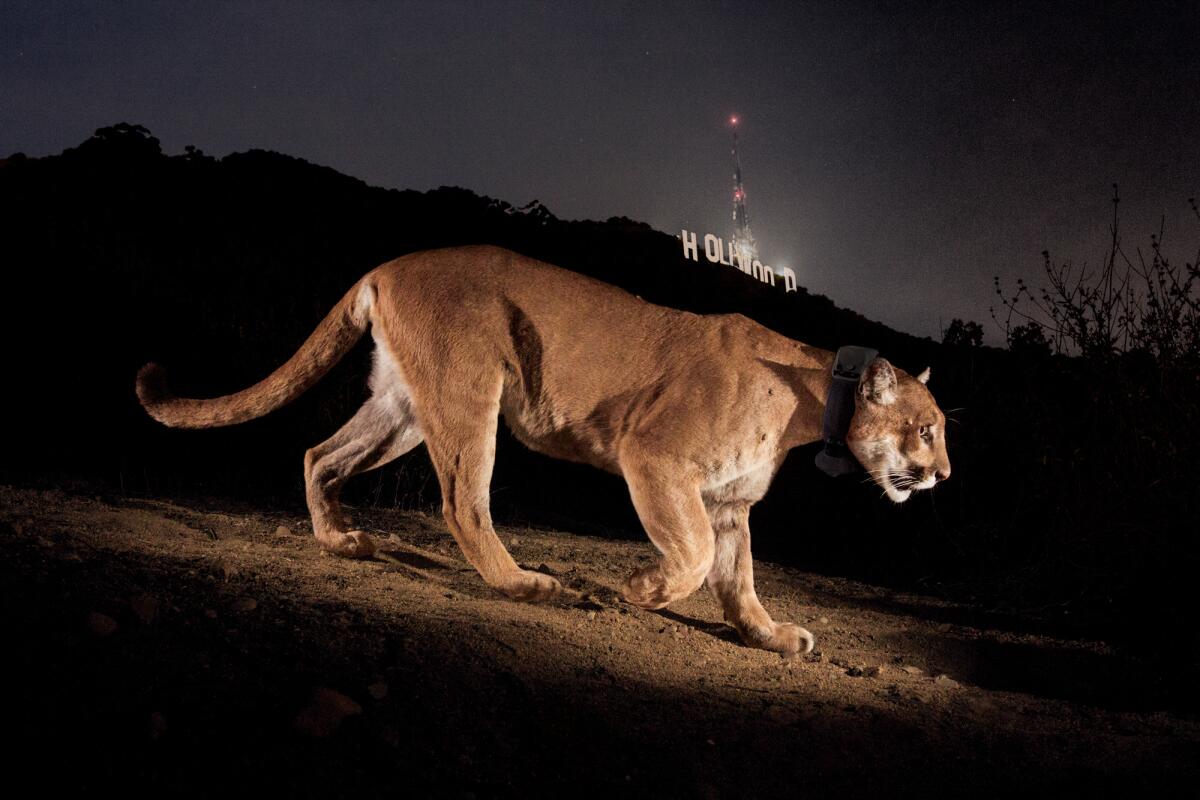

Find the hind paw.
[
  {"left": 740, "top": 622, "right": 815, "bottom": 655},
  {"left": 496, "top": 569, "right": 562, "bottom": 602},
  {"left": 620, "top": 564, "right": 674, "bottom": 610},
  {"left": 319, "top": 529, "right": 378, "bottom": 559}
]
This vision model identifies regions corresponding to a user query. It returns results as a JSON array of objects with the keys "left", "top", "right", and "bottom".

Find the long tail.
[{"left": 136, "top": 279, "right": 376, "bottom": 429}]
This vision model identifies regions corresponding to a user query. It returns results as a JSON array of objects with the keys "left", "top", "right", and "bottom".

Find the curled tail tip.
[{"left": 136, "top": 362, "right": 173, "bottom": 416}]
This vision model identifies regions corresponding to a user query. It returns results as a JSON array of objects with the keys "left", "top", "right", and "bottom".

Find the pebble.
[
  {"left": 901, "top": 665, "right": 924, "bottom": 676},
  {"left": 87, "top": 611, "right": 118, "bottom": 637},
  {"left": 274, "top": 525, "right": 292, "bottom": 537},
  {"left": 864, "top": 665, "right": 883, "bottom": 678},
  {"left": 818, "top": 616, "right": 830, "bottom": 625},
  {"left": 148, "top": 711, "right": 168, "bottom": 741},
  {"left": 934, "top": 673, "right": 961, "bottom": 688},
  {"left": 586, "top": 611, "right": 597, "bottom": 620},
  {"left": 130, "top": 593, "right": 159, "bottom": 625},
  {"left": 294, "top": 688, "right": 362, "bottom": 737},
  {"left": 230, "top": 597, "right": 257, "bottom": 612},
  {"left": 367, "top": 681, "right": 389, "bottom": 700}
]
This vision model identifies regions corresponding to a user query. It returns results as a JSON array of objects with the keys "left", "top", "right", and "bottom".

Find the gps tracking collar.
[{"left": 814, "top": 345, "right": 878, "bottom": 478}]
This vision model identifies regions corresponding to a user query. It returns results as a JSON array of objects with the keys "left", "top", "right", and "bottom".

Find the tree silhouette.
[{"left": 941, "top": 317, "right": 983, "bottom": 348}]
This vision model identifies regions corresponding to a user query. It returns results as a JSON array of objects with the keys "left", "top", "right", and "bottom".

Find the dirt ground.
[{"left": 2, "top": 484, "right": 1197, "bottom": 796}]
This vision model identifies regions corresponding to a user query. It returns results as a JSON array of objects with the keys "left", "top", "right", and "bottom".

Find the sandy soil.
[{"left": 3, "top": 484, "right": 1197, "bottom": 796}]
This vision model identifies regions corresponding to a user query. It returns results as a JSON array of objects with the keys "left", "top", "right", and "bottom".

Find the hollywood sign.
[{"left": 679, "top": 229, "right": 797, "bottom": 292}]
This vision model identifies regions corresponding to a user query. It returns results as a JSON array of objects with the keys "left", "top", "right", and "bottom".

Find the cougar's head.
[{"left": 846, "top": 358, "right": 951, "bottom": 503}]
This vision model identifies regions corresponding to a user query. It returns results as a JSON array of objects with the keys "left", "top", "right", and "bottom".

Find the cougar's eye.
[{"left": 919, "top": 424, "right": 932, "bottom": 443}]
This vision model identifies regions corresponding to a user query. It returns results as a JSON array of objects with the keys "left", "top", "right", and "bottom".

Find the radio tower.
[{"left": 729, "top": 115, "right": 758, "bottom": 268}]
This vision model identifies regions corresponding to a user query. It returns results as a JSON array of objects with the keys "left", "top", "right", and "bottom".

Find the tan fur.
[{"left": 136, "top": 245, "right": 950, "bottom": 653}]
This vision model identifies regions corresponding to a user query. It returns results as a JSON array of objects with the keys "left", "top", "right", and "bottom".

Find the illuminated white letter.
[
  {"left": 703, "top": 234, "right": 720, "bottom": 263},
  {"left": 680, "top": 230, "right": 698, "bottom": 261},
  {"left": 778, "top": 266, "right": 798, "bottom": 292}
]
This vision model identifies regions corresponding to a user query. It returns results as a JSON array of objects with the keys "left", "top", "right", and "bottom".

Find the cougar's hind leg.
[
  {"left": 304, "top": 376, "right": 423, "bottom": 559},
  {"left": 420, "top": 370, "right": 561, "bottom": 602},
  {"left": 706, "top": 503, "right": 813, "bottom": 654},
  {"left": 618, "top": 447, "right": 715, "bottom": 610}
]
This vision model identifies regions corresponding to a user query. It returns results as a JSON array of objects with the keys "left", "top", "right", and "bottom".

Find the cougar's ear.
[
  {"left": 860, "top": 358, "right": 897, "bottom": 405},
  {"left": 916, "top": 366, "right": 931, "bottom": 385}
]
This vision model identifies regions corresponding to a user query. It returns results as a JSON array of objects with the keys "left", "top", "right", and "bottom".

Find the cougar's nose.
[{"left": 935, "top": 466, "right": 951, "bottom": 482}]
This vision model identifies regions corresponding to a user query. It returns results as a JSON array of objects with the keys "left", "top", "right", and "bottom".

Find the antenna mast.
[{"left": 729, "top": 115, "right": 758, "bottom": 268}]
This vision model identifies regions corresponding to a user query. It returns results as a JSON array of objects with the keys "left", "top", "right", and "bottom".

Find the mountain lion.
[{"left": 137, "top": 246, "right": 950, "bottom": 654}]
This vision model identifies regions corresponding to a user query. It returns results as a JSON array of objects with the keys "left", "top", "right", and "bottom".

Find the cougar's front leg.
[
  {"left": 618, "top": 450, "right": 715, "bottom": 609},
  {"left": 706, "top": 502, "right": 813, "bottom": 655}
]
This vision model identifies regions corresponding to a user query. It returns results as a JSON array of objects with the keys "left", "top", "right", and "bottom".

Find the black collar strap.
[{"left": 814, "top": 345, "right": 878, "bottom": 477}]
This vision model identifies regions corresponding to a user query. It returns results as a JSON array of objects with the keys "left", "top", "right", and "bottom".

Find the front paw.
[
  {"left": 741, "top": 622, "right": 815, "bottom": 655},
  {"left": 496, "top": 569, "right": 562, "bottom": 602}
]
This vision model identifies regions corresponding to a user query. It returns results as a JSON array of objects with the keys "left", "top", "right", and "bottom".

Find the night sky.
[{"left": 3, "top": 1, "right": 1197, "bottom": 341}]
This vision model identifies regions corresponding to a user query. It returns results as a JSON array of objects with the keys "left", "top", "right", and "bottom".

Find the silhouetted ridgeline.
[{"left": 2, "top": 124, "right": 1195, "bottom": 662}]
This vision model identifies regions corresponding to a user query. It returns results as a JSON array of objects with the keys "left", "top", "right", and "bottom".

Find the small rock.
[
  {"left": 148, "top": 711, "right": 168, "bottom": 741},
  {"left": 230, "top": 597, "right": 257, "bottom": 612},
  {"left": 130, "top": 593, "right": 159, "bottom": 625},
  {"left": 901, "top": 665, "right": 924, "bottom": 676},
  {"left": 510, "top": 536, "right": 521, "bottom": 546},
  {"left": 87, "top": 611, "right": 118, "bottom": 638},
  {"left": 818, "top": 616, "right": 830, "bottom": 625},
  {"left": 586, "top": 611, "right": 597, "bottom": 620},
  {"left": 864, "top": 665, "right": 883, "bottom": 678},
  {"left": 934, "top": 673, "right": 961, "bottom": 688},
  {"left": 367, "top": 681, "right": 389, "bottom": 700},
  {"left": 294, "top": 688, "right": 362, "bottom": 737},
  {"left": 936, "top": 623, "right": 953, "bottom": 633},
  {"left": 274, "top": 525, "right": 292, "bottom": 537},
  {"left": 847, "top": 666, "right": 864, "bottom": 677}
]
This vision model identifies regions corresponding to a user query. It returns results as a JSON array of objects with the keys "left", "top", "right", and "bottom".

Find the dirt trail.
[{"left": 3, "top": 484, "right": 1197, "bottom": 795}]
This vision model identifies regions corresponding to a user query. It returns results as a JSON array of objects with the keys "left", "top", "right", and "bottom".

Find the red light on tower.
[{"left": 730, "top": 115, "right": 739, "bottom": 125}]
